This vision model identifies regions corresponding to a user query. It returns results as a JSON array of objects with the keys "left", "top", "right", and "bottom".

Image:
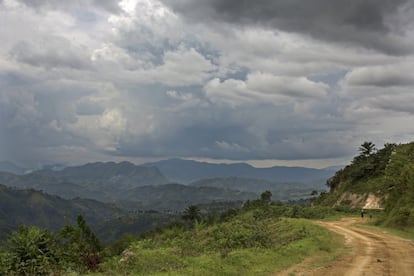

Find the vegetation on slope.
[
  {"left": 316, "top": 141, "right": 414, "bottom": 230},
  {"left": 0, "top": 215, "right": 102, "bottom": 275},
  {"left": 0, "top": 162, "right": 168, "bottom": 202},
  {"left": 101, "top": 198, "right": 342, "bottom": 275},
  {"left": 1, "top": 193, "right": 345, "bottom": 275},
  {"left": 0, "top": 184, "right": 180, "bottom": 242},
  {"left": 0, "top": 184, "right": 123, "bottom": 240},
  {"left": 118, "top": 183, "right": 257, "bottom": 211}
]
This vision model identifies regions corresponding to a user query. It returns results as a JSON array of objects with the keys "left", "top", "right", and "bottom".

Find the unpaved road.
[{"left": 278, "top": 218, "right": 414, "bottom": 276}]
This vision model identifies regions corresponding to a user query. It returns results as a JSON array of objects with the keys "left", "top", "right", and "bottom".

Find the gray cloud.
[
  {"left": 1, "top": 0, "right": 414, "bottom": 168},
  {"left": 9, "top": 39, "right": 91, "bottom": 70},
  {"left": 344, "top": 63, "right": 414, "bottom": 87},
  {"left": 161, "top": 0, "right": 413, "bottom": 55},
  {"left": 16, "top": 0, "right": 121, "bottom": 13},
  {"left": 75, "top": 100, "right": 105, "bottom": 116}
]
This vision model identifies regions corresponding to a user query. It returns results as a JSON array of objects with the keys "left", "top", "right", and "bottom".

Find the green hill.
[
  {"left": 0, "top": 184, "right": 124, "bottom": 240},
  {"left": 315, "top": 141, "right": 414, "bottom": 229},
  {"left": 0, "top": 162, "right": 169, "bottom": 202},
  {"left": 117, "top": 183, "right": 257, "bottom": 211},
  {"left": 0, "top": 184, "right": 181, "bottom": 242}
]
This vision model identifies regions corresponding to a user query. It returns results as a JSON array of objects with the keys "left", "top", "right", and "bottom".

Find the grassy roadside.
[
  {"left": 355, "top": 220, "right": 414, "bottom": 240},
  {"left": 96, "top": 214, "right": 344, "bottom": 275}
]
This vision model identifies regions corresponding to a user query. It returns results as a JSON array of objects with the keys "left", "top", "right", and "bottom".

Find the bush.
[
  {"left": 1, "top": 215, "right": 103, "bottom": 275},
  {"left": 2, "top": 225, "right": 60, "bottom": 275}
]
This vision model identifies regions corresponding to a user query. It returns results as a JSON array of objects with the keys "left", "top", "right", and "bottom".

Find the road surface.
[{"left": 278, "top": 217, "right": 414, "bottom": 276}]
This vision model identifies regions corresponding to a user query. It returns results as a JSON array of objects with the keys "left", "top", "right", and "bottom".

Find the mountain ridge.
[{"left": 141, "top": 158, "right": 333, "bottom": 183}]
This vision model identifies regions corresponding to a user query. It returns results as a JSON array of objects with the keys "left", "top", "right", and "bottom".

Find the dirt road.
[{"left": 278, "top": 218, "right": 414, "bottom": 276}]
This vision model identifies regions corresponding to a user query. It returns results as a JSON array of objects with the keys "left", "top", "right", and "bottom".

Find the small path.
[{"left": 277, "top": 217, "right": 414, "bottom": 276}]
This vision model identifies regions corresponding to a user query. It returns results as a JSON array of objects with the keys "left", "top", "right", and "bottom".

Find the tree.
[
  {"left": 58, "top": 214, "right": 102, "bottom": 272},
  {"left": 359, "top": 141, "right": 376, "bottom": 156},
  {"left": 260, "top": 191, "right": 272, "bottom": 203},
  {"left": 182, "top": 205, "right": 201, "bottom": 222}
]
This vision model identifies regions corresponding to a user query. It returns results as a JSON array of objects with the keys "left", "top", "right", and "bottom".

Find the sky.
[{"left": 1, "top": 0, "right": 414, "bottom": 168}]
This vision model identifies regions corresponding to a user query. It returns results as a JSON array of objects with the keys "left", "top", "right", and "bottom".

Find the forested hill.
[
  {"left": 0, "top": 162, "right": 169, "bottom": 202},
  {"left": 315, "top": 141, "right": 414, "bottom": 229},
  {"left": 0, "top": 184, "right": 124, "bottom": 240}
]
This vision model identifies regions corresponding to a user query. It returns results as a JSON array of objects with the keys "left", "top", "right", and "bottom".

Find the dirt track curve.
[{"left": 278, "top": 217, "right": 414, "bottom": 276}]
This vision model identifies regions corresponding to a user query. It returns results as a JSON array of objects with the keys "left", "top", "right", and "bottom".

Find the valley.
[{"left": 1, "top": 142, "right": 414, "bottom": 275}]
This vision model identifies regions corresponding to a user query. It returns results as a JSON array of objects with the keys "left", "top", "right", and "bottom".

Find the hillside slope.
[
  {"left": 0, "top": 162, "right": 168, "bottom": 202},
  {"left": 0, "top": 184, "right": 124, "bottom": 240},
  {"left": 117, "top": 183, "right": 257, "bottom": 211},
  {"left": 316, "top": 142, "right": 414, "bottom": 229}
]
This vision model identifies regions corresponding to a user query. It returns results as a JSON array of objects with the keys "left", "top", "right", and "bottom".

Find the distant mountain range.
[
  {"left": 0, "top": 162, "right": 260, "bottom": 211},
  {"left": 37, "top": 161, "right": 168, "bottom": 189},
  {"left": 0, "top": 162, "right": 168, "bottom": 201},
  {"left": 142, "top": 158, "right": 335, "bottom": 183},
  {"left": 0, "top": 159, "right": 334, "bottom": 213},
  {"left": 0, "top": 161, "right": 26, "bottom": 174},
  {"left": 0, "top": 159, "right": 337, "bottom": 241},
  {"left": 189, "top": 176, "right": 325, "bottom": 201}
]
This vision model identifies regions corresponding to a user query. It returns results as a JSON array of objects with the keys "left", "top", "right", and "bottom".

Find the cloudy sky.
[{"left": 1, "top": 0, "right": 414, "bottom": 168}]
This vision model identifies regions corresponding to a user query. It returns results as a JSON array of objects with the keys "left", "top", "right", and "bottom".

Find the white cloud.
[
  {"left": 205, "top": 72, "right": 328, "bottom": 107},
  {"left": 344, "top": 61, "right": 414, "bottom": 87},
  {"left": 138, "top": 46, "right": 216, "bottom": 86}
]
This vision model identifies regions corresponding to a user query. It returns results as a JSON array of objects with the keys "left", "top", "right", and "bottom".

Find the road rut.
[{"left": 278, "top": 217, "right": 414, "bottom": 276}]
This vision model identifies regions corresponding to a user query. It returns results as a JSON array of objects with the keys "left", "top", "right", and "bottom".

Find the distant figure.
[{"left": 361, "top": 209, "right": 365, "bottom": 218}]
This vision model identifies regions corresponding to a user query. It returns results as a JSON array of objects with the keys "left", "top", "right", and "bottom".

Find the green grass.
[
  {"left": 98, "top": 215, "right": 343, "bottom": 275},
  {"left": 356, "top": 220, "right": 414, "bottom": 240}
]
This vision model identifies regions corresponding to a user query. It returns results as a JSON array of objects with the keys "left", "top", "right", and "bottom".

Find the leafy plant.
[
  {"left": 1, "top": 214, "right": 103, "bottom": 275},
  {"left": 58, "top": 214, "right": 102, "bottom": 272},
  {"left": 2, "top": 225, "right": 59, "bottom": 275}
]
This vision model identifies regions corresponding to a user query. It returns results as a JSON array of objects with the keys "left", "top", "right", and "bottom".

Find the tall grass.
[{"left": 100, "top": 207, "right": 343, "bottom": 275}]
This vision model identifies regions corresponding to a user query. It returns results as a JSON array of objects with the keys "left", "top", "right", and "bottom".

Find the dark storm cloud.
[
  {"left": 16, "top": 0, "right": 121, "bottom": 13},
  {"left": 108, "top": 101, "right": 354, "bottom": 161},
  {"left": 161, "top": 0, "right": 412, "bottom": 55}
]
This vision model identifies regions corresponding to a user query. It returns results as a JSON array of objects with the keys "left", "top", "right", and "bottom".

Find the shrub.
[{"left": 2, "top": 225, "right": 59, "bottom": 275}]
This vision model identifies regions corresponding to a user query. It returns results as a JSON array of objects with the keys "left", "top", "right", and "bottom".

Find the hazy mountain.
[
  {"left": 117, "top": 183, "right": 257, "bottom": 211},
  {"left": 0, "top": 162, "right": 169, "bottom": 202},
  {"left": 37, "top": 161, "right": 168, "bottom": 189},
  {"left": 0, "top": 184, "right": 124, "bottom": 240},
  {"left": 322, "top": 165, "right": 345, "bottom": 172},
  {"left": 142, "top": 158, "right": 333, "bottom": 183},
  {"left": 190, "top": 177, "right": 289, "bottom": 192},
  {"left": 0, "top": 171, "right": 95, "bottom": 198},
  {"left": 0, "top": 163, "right": 258, "bottom": 212},
  {"left": 190, "top": 177, "right": 326, "bottom": 201},
  {"left": 0, "top": 161, "right": 25, "bottom": 174}
]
